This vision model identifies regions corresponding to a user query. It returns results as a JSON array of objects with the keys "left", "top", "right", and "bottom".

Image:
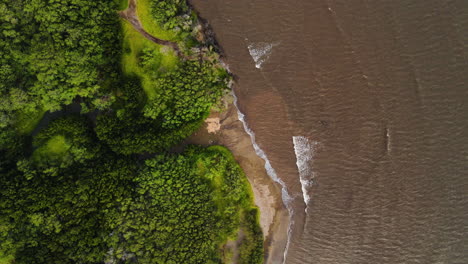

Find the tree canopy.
[{"left": 0, "top": 0, "right": 263, "bottom": 263}]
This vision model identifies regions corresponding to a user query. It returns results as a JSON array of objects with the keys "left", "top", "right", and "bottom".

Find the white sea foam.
[
  {"left": 232, "top": 91, "right": 293, "bottom": 263},
  {"left": 247, "top": 42, "right": 276, "bottom": 69},
  {"left": 232, "top": 93, "right": 291, "bottom": 202},
  {"left": 293, "top": 136, "right": 318, "bottom": 213}
]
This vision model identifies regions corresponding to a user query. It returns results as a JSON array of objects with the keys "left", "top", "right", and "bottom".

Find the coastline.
[
  {"left": 184, "top": 93, "right": 289, "bottom": 264},
  {"left": 124, "top": 0, "right": 289, "bottom": 260}
]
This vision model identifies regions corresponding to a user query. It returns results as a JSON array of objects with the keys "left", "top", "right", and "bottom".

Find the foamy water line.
[
  {"left": 292, "top": 136, "right": 316, "bottom": 213},
  {"left": 232, "top": 91, "right": 294, "bottom": 263},
  {"left": 247, "top": 41, "right": 279, "bottom": 69}
]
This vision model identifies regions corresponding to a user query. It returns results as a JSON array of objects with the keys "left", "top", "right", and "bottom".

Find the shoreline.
[
  {"left": 127, "top": 0, "right": 292, "bottom": 260},
  {"left": 184, "top": 93, "right": 290, "bottom": 263}
]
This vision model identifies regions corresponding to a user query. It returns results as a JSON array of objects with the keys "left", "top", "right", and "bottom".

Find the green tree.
[{"left": 32, "top": 116, "right": 100, "bottom": 171}]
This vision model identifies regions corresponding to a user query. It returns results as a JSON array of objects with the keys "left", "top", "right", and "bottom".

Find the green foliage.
[
  {"left": 108, "top": 146, "right": 261, "bottom": 263},
  {"left": 150, "top": 0, "right": 192, "bottom": 32},
  {"left": 96, "top": 59, "right": 229, "bottom": 155},
  {"left": 0, "top": 251, "right": 14, "bottom": 264},
  {"left": 239, "top": 209, "right": 264, "bottom": 264},
  {"left": 0, "top": 0, "right": 263, "bottom": 263},
  {"left": 139, "top": 47, "right": 164, "bottom": 70},
  {"left": 0, "top": 0, "right": 120, "bottom": 135},
  {"left": 114, "top": 151, "right": 218, "bottom": 263},
  {"left": 32, "top": 116, "right": 100, "bottom": 171},
  {"left": 96, "top": 107, "right": 202, "bottom": 155},
  {"left": 120, "top": 20, "right": 179, "bottom": 99},
  {"left": 95, "top": 77, "right": 204, "bottom": 155},
  {"left": 1, "top": 141, "right": 262, "bottom": 263},
  {"left": 0, "top": 129, "right": 26, "bottom": 166},
  {"left": 138, "top": 0, "right": 179, "bottom": 41},
  {"left": 0, "top": 154, "right": 138, "bottom": 263},
  {"left": 143, "top": 60, "right": 229, "bottom": 129},
  {"left": 115, "top": 0, "right": 128, "bottom": 11}
]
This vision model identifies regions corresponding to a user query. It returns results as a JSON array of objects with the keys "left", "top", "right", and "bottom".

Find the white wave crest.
[
  {"left": 233, "top": 93, "right": 292, "bottom": 203},
  {"left": 232, "top": 91, "right": 293, "bottom": 264},
  {"left": 247, "top": 42, "right": 276, "bottom": 69},
  {"left": 293, "top": 136, "right": 318, "bottom": 213}
]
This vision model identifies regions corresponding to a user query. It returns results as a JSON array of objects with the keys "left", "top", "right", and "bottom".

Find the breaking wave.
[
  {"left": 293, "top": 136, "right": 317, "bottom": 213},
  {"left": 232, "top": 91, "right": 293, "bottom": 263},
  {"left": 247, "top": 42, "right": 276, "bottom": 69}
]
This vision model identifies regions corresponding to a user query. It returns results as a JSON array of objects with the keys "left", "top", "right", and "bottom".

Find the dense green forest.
[{"left": 0, "top": 0, "right": 263, "bottom": 263}]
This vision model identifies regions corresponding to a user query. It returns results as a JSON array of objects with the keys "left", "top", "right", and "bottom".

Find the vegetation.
[
  {"left": 0, "top": 0, "right": 263, "bottom": 263},
  {"left": 111, "top": 146, "right": 260, "bottom": 263},
  {"left": 0, "top": 253, "right": 14, "bottom": 264},
  {"left": 151, "top": 0, "right": 191, "bottom": 32},
  {"left": 138, "top": 0, "right": 180, "bottom": 41},
  {"left": 120, "top": 20, "right": 179, "bottom": 99},
  {"left": 1, "top": 121, "right": 262, "bottom": 263},
  {"left": 142, "top": 60, "right": 228, "bottom": 128},
  {"left": 0, "top": 0, "right": 120, "bottom": 112}
]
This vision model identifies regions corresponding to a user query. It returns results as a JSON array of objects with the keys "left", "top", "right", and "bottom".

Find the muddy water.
[{"left": 190, "top": 0, "right": 468, "bottom": 263}]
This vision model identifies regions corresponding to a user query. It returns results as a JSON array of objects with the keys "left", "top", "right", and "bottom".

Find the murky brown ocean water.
[{"left": 191, "top": 0, "right": 468, "bottom": 263}]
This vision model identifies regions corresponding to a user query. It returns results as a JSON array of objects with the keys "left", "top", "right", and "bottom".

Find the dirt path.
[{"left": 119, "top": 0, "right": 181, "bottom": 53}]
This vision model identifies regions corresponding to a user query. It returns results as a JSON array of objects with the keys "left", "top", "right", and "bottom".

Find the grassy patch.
[
  {"left": 203, "top": 146, "right": 264, "bottom": 264},
  {"left": 120, "top": 21, "right": 179, "bottom": 99},
  {"left": 197, "top": 146, "right": 259, "bottom": 227},
  {"left": 159, "top": 46, "right": 179, "bottom": 69},
  {"left": 120, "top": 21, "right": 155, "bottom": 97},
  {"left": 0, "top": 252, "right": 14, "bottom": 264},
  {"left": 44, "top": 135, "right": 70, "bottom": 155},
  {"left": 114, "top": 0, "right": 128, "bottom": 11},
  {"left": 32, "top": 134, "right": 71, "bottom": 165},
  {"left": 137, "top": 0, "right": 178, "bottom": 41}
]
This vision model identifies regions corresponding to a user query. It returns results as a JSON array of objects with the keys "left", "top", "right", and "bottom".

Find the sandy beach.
[
  {"left": 183, "top": 92, "right": 290, "bottom": 264},
  {"left": 186, "top": 0, "right": 468, "bottom": 263}
]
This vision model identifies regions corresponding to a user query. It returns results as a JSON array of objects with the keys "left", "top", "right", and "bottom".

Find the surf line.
[
  {"left": 246, "top": 40, "right": 280, "bottom": 69},
  {"left": 292, "top": 136, "right": 317, "bottom": 213},
  {"left": 231, "top": 90, "right": 294, "bottom": 264}
]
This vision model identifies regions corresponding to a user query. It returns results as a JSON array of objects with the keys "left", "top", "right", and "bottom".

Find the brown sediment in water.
[
  {"left": 119, "top": 0, "right": 289, "bottom": 261},
  {"left": 185, "top": 95, "right": 290, "bottom": 264}
]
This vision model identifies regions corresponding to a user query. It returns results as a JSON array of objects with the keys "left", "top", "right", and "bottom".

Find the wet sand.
[
  {"left": 117, "top": 0, "right": 290, "bottom": 260},
  {"left": 184, "top": 93, "right": 289, "bottom": 264},
  {"left": 187, "top": 1, "right": 468, "bottom": 263},
  {"left": 119, "top": 0, "right": 295, "bottom": 261}
]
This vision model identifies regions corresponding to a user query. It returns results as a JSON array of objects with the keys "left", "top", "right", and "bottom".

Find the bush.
[
  {"left": 0, "top": 1, "right": 264, "bottom": 263},
  {"left": 32, "top": 116, "right": 99, "bottom": 170},
  {"left": 96, "top": 109, "right": 202, "bottom": 155},
  {"left": 150, "top": 0, "right": 192, "bottom": 32},
  {"left": 143, "top": 60, "right": 229, "bottom": 129}
]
